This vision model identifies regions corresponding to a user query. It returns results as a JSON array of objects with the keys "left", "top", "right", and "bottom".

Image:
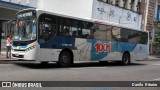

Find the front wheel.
[
  {"left": 122, "top": 53, "right": 130, "bottom": 65},
  {"left": 58, "top": 51, "right": 72, "bottom": 67}
]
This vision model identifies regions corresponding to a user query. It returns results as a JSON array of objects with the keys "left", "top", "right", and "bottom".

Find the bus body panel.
[
  {"left": 37, "top": 37, "right": 147, "bottom": 62},
  {"left": 130, "top": 44, "right": 148, "bottom": 60},
  {"left": 12, "top": 42, "right": 39, "bottom": 60},
  {"left": 37, "top": 48, "right": 60, "bottom": 62},
  {"left": 12, "top": 36, "right": 148, "bottom": 62}
]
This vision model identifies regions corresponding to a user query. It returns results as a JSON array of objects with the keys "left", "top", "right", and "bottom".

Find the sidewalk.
[
  {"left": 147, "top": 55, "right": 160, "bottom": 60},
  {"left": 0, "top": 52, "right": 17, "bottom": 61},
  {"left": 0, "top": 54, "right": 17, "bottom": 64}
]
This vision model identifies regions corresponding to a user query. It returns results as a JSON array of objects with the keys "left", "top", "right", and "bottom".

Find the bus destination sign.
[{"left": 17, "top": 11, "right": 36, "bottom": 19}]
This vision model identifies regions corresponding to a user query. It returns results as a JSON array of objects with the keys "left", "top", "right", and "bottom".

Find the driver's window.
[
  {"left": 25, "top": 20, "right": 31, "bottom": 38},
  {"left": 39, "top": 14, "right": 57, "bottom": 44}
]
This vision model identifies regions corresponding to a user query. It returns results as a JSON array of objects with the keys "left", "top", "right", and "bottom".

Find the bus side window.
[
  {"left": 39, "top": 14, "right": 57, "bottom": 44},
  {"left": 77, "top": 30, "right": 82, "bottom": 38},
  {"left": 63, "top": 27, "right": 70, "bottom": 36},
  {"left": 119, "top": 28, "right": 128, "bottom": 42},
  {"left": 111, "top": 27, "right": 121, "bottom": 41},
  {"left": 72, "top": 31, "right": 77, "bottom": 37}
]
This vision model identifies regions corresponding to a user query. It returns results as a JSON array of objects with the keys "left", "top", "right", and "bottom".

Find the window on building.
[{"left": 137, "top": 0, "right": 141, "bottom": 13}]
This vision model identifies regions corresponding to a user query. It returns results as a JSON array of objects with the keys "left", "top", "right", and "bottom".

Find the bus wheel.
[
  {"left": 58, "top": 51, "right": 71, "bottom": 67},
  {"left": 122, "top": 53, "right": 130, "bottom": 65}
]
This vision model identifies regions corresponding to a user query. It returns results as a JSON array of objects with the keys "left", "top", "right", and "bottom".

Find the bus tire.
[
  {"left": 58, "top": 51, "right": 71, "bottom": 67},
  {"left": 122, "top": 53, "right": 130, "bottom": 65}
]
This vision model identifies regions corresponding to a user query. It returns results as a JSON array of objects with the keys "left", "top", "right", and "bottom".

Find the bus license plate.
[{"left": 15, "top": 54, "right": 19, "bottom": 57}]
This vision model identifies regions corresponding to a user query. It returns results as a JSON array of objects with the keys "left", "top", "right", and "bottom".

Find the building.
[
  {"left": 141, "top": 0, "right": 160, "bottom": 54},
  {"left": 37, "top": 0, "right": 142, "bottom": 30},
  {"left": 0, "top": 0, "right": 37, "bottom": 52},
  {"left": 0, "top": 0, "right": 144, "bottom": 53},
  {"left": 152, "top": 0, "right": 160, "bottom": 54}
]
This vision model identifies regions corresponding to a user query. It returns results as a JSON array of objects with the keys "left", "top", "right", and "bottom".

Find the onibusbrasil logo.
[{"left": 2, "top": 82, "right": 42, "bottom": 88}]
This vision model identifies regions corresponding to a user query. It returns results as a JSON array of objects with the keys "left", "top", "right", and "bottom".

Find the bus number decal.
[{"left": 94, "top": 41, "right": 111, "bottom": 54}]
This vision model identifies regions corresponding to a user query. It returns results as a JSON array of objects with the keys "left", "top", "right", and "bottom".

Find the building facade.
[
  {"left": 0, "top": 0, "right": 147, "bottom": 53},
  {"left": 152, "top": 0, "right": 160, "bottom": 54},
  {"left": 0, "top": 0, "right": 37, "bottom": 52},
  {"left": 140, "top": 0, "right": 160, "bottom": 54},
  {"left": 37, "top": 0, "right": 142, "bottom": 30}
]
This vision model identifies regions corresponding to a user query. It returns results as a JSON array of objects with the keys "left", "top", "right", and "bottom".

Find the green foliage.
[{"left": 154, "top": 32, "right": 160, "bottom": 45}]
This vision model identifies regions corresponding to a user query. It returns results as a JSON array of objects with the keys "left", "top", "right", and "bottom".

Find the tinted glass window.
[
  {"left": 57, "top": 17, "right": 94, "bottom": 39},
  {"left": 138, "top": 31, "right": 148, "bottom": 44},
  {"left": 94, "top": 24, "right": 107, "bottom": 40},
  {"left": 39, "top": 14, "right": 57, "bottom": 44},
  {"left": 122, "top": 28, "right": 148, "bottom": 44},
  {"left": 111, "top": 27, "right": 121, "bottom": 41}
]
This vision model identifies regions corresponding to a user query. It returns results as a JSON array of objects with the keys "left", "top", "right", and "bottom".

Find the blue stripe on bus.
[{"left": 40, "top": 36, "right": 76, "bottom": 49}]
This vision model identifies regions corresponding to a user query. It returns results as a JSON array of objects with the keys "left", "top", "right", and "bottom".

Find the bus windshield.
[{"left": 14, "top": 19, "right": 37, "bottom": 41}]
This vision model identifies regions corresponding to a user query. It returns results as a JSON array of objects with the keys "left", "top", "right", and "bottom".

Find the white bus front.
[{"left": 12, "top": 10, "right": 38, "bottom": 60}]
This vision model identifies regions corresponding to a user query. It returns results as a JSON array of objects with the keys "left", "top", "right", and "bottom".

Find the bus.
[{"left": 12, "top": 8, "right": 149, "bottom": 67}]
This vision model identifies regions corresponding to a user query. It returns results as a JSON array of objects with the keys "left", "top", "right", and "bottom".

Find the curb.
[
  {"left": 0, "top": 60, "right": 18, "bottom": 64},
  {"left": 136, "top": 59, "right": 160, "bottom": 61},
  {"left": 0, "top": 52, "right": 17, "bottom": 61},
  {"left": 0, "top": 59, "right": 18, "bottom": 61},
  {"left": 136, "top": 57, "right": 160, "bottom": 61}
]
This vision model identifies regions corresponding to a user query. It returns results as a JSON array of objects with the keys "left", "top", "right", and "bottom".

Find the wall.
[
  {"left": 146, "top": 0, "right": 156, "bottom": 32},
  {"left": 1, "top": 0, "right": 143, "bottom": 30},
  {"left": 37, "top": 0, "right": 93, "bottom": 19},
  {"left": 92, "top": 0, "right": 142, "bottom": 30}
]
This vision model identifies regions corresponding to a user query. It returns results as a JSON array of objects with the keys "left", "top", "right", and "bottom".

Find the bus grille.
[
  {"left": 14, "top": 49, "right": 26, "bottom": 51},
  {"left": 12, "top": 54, "right": 24, "bottom": 58}
]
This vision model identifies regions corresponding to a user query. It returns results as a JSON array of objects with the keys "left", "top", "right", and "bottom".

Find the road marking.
[
  {"left": 69, "top": 67, "right": 108, "bottom": 70},
  {"left": 151, "top": 64, "right": 160, "bottom": 66},
  {"left": 146, "top": 63, "right": 160, "bottom": 66},
  {"left": 86, "top": 67, "right": 108, "bottom": 69},
  {"left": 69, "top": 68, "right": 86, "bottom": 70},
  {"left": 152, "top": 78, "right": 160, "bottom": 81}
]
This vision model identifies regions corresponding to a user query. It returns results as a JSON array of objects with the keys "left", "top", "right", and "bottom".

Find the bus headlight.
[{"left": 25, "top": 45, "right": 36, "bottom": 52}]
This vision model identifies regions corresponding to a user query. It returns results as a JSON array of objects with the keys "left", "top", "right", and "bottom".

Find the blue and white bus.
[{"left": 12, "top": 9, "right": 149, "bottom": 66}]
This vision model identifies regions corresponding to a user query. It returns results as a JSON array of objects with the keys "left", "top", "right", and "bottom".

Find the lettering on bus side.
[{"left": 94, "top": 41, "right": 111, "bottom": 54}]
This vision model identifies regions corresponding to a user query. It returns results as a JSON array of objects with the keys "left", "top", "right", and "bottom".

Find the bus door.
[
  {"left": 38, "top": 27, "right": 53, "bottom": 61},
  {"left": 38, "top": 22, "right": 54, "bottom": 61}
]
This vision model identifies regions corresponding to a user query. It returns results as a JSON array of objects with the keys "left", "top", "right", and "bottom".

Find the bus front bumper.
[{"left": 12, "top": 51, "right": 36, "bottom": 61}]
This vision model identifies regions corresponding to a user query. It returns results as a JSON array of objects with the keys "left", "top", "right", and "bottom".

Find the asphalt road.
[{"left": 0, "top": 60, "right": 160, "bottom": 90}]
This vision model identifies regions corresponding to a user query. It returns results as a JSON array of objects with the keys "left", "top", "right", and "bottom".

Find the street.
[
  {"left": 0, "top": 60, "right": 160, "bottom": 81},
  {"left": 0, "top": 60, "right": 160, "bottom": 90}
]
